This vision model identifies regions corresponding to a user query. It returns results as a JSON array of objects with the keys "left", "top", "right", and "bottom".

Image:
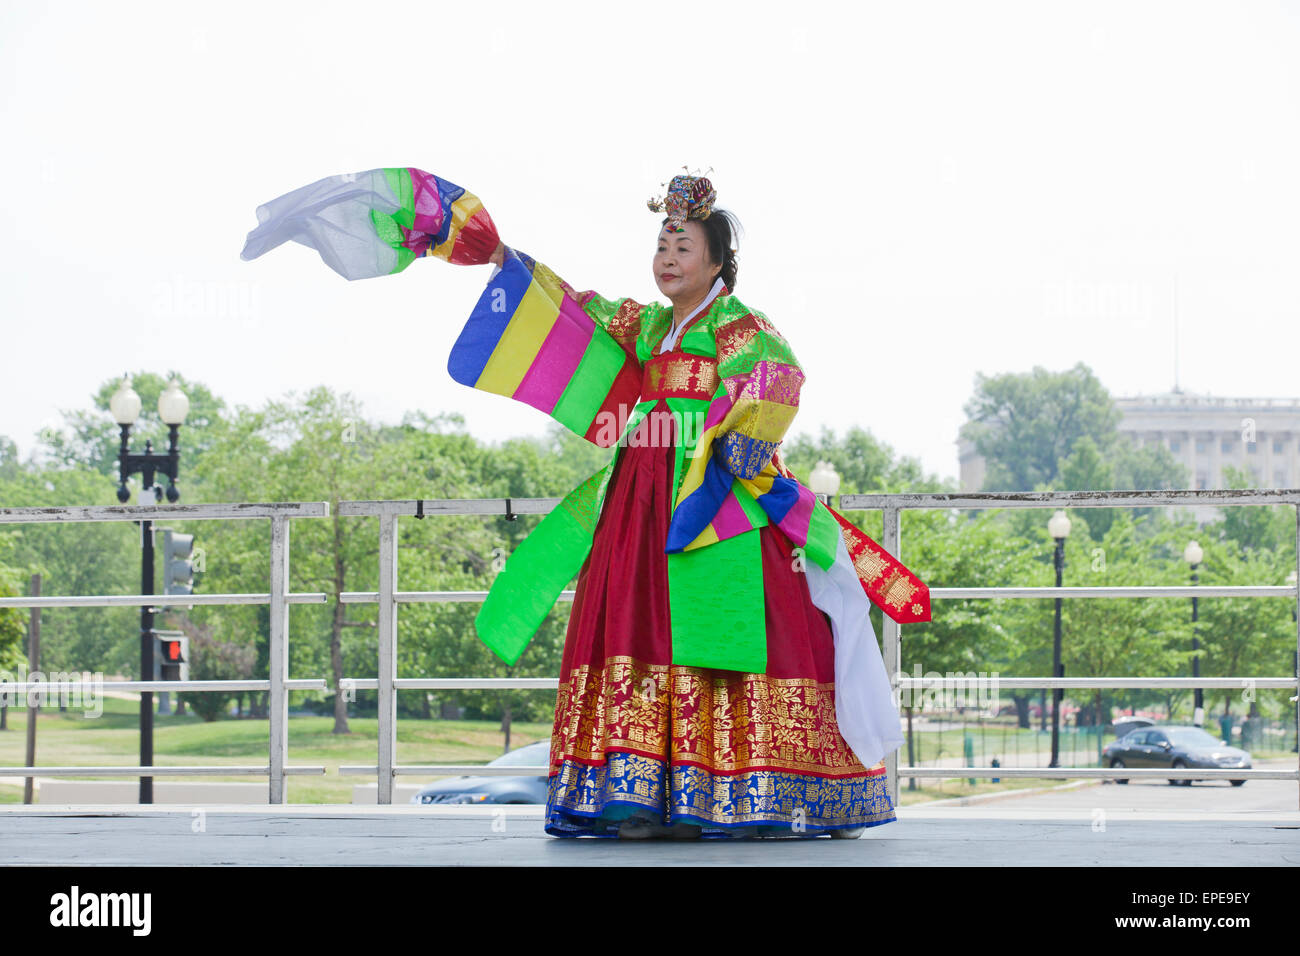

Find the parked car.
[
  {"left": 1102, "top": 725, "right": 1251, "bottom": 786},
  {"left": 410, "top": 740, "right": 550, "bottom": 805}
]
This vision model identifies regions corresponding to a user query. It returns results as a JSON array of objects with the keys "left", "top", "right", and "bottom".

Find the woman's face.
[{"left": 653, "top": 219, "right": 720, "bottom": 307}]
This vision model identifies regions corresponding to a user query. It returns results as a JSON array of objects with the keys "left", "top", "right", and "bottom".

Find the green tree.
[
  {"left": 1055, "top": 513, "right": 1192, "bottom": 730},
  {"left": 0, "top": 435, "right": 22, "bottom": 482},
  {"left": 961, "top": 363, "right": 1121, "bottom": 491},
  {"left": 1212, "top": 465, "right": 1294, "bottom": 555},
  {"left": 0, "top": 559, "right": 27, "bottom": 674},
  {"left": 185, "top": 387, "right": 492, "bottom": 735},
  {"left": 783, "top": 425, "right": 945, "bottom": 496},
  {"left": 0, "top": 557, "right": 27, "bottom": 733},
  {"left": 892, "top": 508, "right": 1040, "bottom": 783},
  {"left": 174, "top": 612, "right": 258, "bottom": 721},
  {"left": 1194, "top": 536, "right": 1295, "bottom": 720},
  {"left": 0, "top": 467, "right": 139, "bottom": 677}
]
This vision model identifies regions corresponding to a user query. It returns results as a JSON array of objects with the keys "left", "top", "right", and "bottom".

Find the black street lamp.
[
  {"left": 110, "top": 376, "right": 190, "bottom": 804},
  {"left": 1289, "top": 571, "right": 1298, "bottom": 754},
  {"left": 1184, "top": 540, "right": 1204, "bottom": 727},
  {"left": 1048, "top": 509, "right": 1071, "bottom": 768}
]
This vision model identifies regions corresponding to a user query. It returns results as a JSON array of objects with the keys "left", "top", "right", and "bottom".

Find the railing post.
[
  {"left": 268, "top": 515, "right": 289, "bottom": 804},
  {"left": 377, "top": 513, "right": 398, "bottom": 804},
  {"left": 882, "top": 505, "right": 901, "bottom": 808}
]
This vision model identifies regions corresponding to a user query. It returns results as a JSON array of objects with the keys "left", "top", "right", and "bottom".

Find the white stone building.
[{"left": 958, "top": 390, "right": 1300, "bottom": 492}]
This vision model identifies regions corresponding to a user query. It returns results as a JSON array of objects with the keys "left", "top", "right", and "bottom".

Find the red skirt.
[{"left": 544, "top": 404, "right": 895, "bottom": 837}]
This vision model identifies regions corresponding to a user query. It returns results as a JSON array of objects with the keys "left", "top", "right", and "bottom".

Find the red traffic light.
[{"left": 163, "top": 640, "right": 182, "bottom": 661}]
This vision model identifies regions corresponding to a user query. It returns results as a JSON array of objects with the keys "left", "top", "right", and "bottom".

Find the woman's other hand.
[{"left": 489, "top": 241, "right": 506, "bottom": 268}]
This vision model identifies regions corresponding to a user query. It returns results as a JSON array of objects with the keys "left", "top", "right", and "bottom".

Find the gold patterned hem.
[{"left": 549, "top": 654, "right": 877, "bottom": 778}]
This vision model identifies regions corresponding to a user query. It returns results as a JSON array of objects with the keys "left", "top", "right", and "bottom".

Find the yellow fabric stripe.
[
  {"left": 719, "top": 397, "right": 799, "bottom": 445},
  {"left": 475, "top": 279, "right": 560, "bottom": 395},
  {"left": 674, "top": 421, "right": 722, "bottom": 502},
  {"left": 530, "top": 260, "right": 570, "bottom": 301},
  {"left": 684, "top": 522, "right": 719, "bottom": 551}
]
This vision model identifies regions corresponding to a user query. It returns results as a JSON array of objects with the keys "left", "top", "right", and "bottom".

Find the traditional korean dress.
[
  {"left": 453, "top": 249, "right": 912, "bottom": 838},
  {"left": 237, "top": 167, "right": 921, "bottom": 836}
]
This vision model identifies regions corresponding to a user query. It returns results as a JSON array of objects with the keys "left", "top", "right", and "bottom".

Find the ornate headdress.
[{"left": 646, "top": 167, "right": 717, "bottom": 230}]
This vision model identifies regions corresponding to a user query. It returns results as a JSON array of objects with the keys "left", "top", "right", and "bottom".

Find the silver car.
[{"left": 1103, "top": 725, "right": 1252, "bottom": 786}]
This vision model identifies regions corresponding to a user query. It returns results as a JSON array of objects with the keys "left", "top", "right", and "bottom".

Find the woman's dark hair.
[{"left": 662, "top": 208, "right": 742, "bottom": 291}]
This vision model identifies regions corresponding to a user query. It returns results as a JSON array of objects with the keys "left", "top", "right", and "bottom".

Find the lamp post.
[
  {"left": 808, "top": 460, "right": 841, "bottom": 508},
  {"left": 1048, "top": 509, "right": 1070, "bottom": 767},
  {"left": 1289, "top": 570, "right": 1298, "bottom": 754},
  {"left": 111, "top": 375, "right": 190, "bottom": 804},
  {"left": 1184, "top": 540, "right": 1204, "bottom": 728}
]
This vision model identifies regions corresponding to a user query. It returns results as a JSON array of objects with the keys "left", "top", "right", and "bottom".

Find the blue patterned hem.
[{"left": 545, "top": 751, "right": 896, "bottom": 839}]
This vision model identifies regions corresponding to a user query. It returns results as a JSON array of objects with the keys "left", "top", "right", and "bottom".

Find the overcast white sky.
[{"left": 2, "top": 0, "right": 1297, "bottom": 484}]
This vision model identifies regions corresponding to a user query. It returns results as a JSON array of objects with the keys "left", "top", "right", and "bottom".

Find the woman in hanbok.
[
  {"left": 239, "top": 167, "right": 923, "bottom": 840},
  {"left": 473, "top": 174, "right": 914, "bottom": 840}
]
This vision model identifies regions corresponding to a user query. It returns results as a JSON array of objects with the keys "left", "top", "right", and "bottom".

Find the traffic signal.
[
  {"left": 153, "top": 633, "right": 189, "bottom": 682},
  {"left": 162, "top": 530, "right": 194, "bottom": 609}
]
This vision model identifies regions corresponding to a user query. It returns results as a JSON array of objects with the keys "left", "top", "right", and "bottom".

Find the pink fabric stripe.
[
  {"left": 512, "top": 294, "right": 594, "bottom": 412},
  {"left": 776, "top": 485, "right": 816, "bottom": 546},
  {"left": 703, "top": 392, "right": 734, "bottom": 431},
  {"left": 710, "top": 490, "right": 752, "bottom": 540},
  {"left": 409, "top": 169, "right": 445, "bottom": 233}
]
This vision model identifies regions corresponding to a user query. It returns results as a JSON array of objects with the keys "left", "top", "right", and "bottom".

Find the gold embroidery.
[
  {"left": 663, "top": 358, "right": 694, "bottom": 392},
  {"left": 644, "top": 361, "right": 663, "bottom": 396},
  {"left": 716, "top": 325, "right": 757, "bottom": 366},
  {"left": 549, "top": 654, "right": 873, "bottom": 777},
  {"left": 714, "top": 314, "right": 782, "bottom": 366},
  {"left": 880, "top": 568, "right": 919, "bottom": 611},
  {"left": 606, "top": 299, "right": 643, "bottom": 352},
  {"left": 557, "top": 466, "right": 608, "bottom": 536},
  {"left": 547, "top": 751, "right": 895, "bottom": 825},
  {"left": 852, "top": 542, "right": 888, "bottom": 584},
  {"left": 758, "top": 364, "right": 805, "bottom": 405},
  {"left": 640, "top": 354, "right": 720, "bottom": 401}
]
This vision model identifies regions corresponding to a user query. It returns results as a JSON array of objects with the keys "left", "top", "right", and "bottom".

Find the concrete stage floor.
[{"left": 2, "top": 804, "right": 1298, "bottom": 866}]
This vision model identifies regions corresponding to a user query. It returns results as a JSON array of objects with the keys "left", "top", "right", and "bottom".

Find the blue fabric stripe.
[
  {"left": 718, "top": 431, "right": 779, "bottom": 480},
  {"left": 545, "top": 752, "right": 895, "bottom": 838},
  {"left": 431, "top": 175, "right": 467, "bottom": 246},
  {"left": 446, "top": 253, "right": 534, "bottom": 387},
  {"left": 664, "top": 453, "right": 734, "bottom": 552},
  {"left": 755, "top": 474, "right": 801, "bottom": 525}
]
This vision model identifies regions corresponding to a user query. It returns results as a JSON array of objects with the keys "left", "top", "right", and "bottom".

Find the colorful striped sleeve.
[
  {"left": 712, "top": 312, "right": 805, "bottom": 480},
  {"left": 445, "top": 247, "right": 643, "bottom": 447}
]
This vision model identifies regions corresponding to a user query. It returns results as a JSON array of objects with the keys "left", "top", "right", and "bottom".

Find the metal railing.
[
  {"left": 841, "top": 488, "right": 1300, "bottom": 807},
  {"left": 334, "top": 499, "right": 564, "bottom": 803},
  {"left": 4, "top": 490, "right": 1296, "bottom": 812},
  {"left": 337, "top": 488, "right": 1300, "bottom": 810},
  {"left": 0, "top": 502, "right": 332, "bottom": 802}
]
